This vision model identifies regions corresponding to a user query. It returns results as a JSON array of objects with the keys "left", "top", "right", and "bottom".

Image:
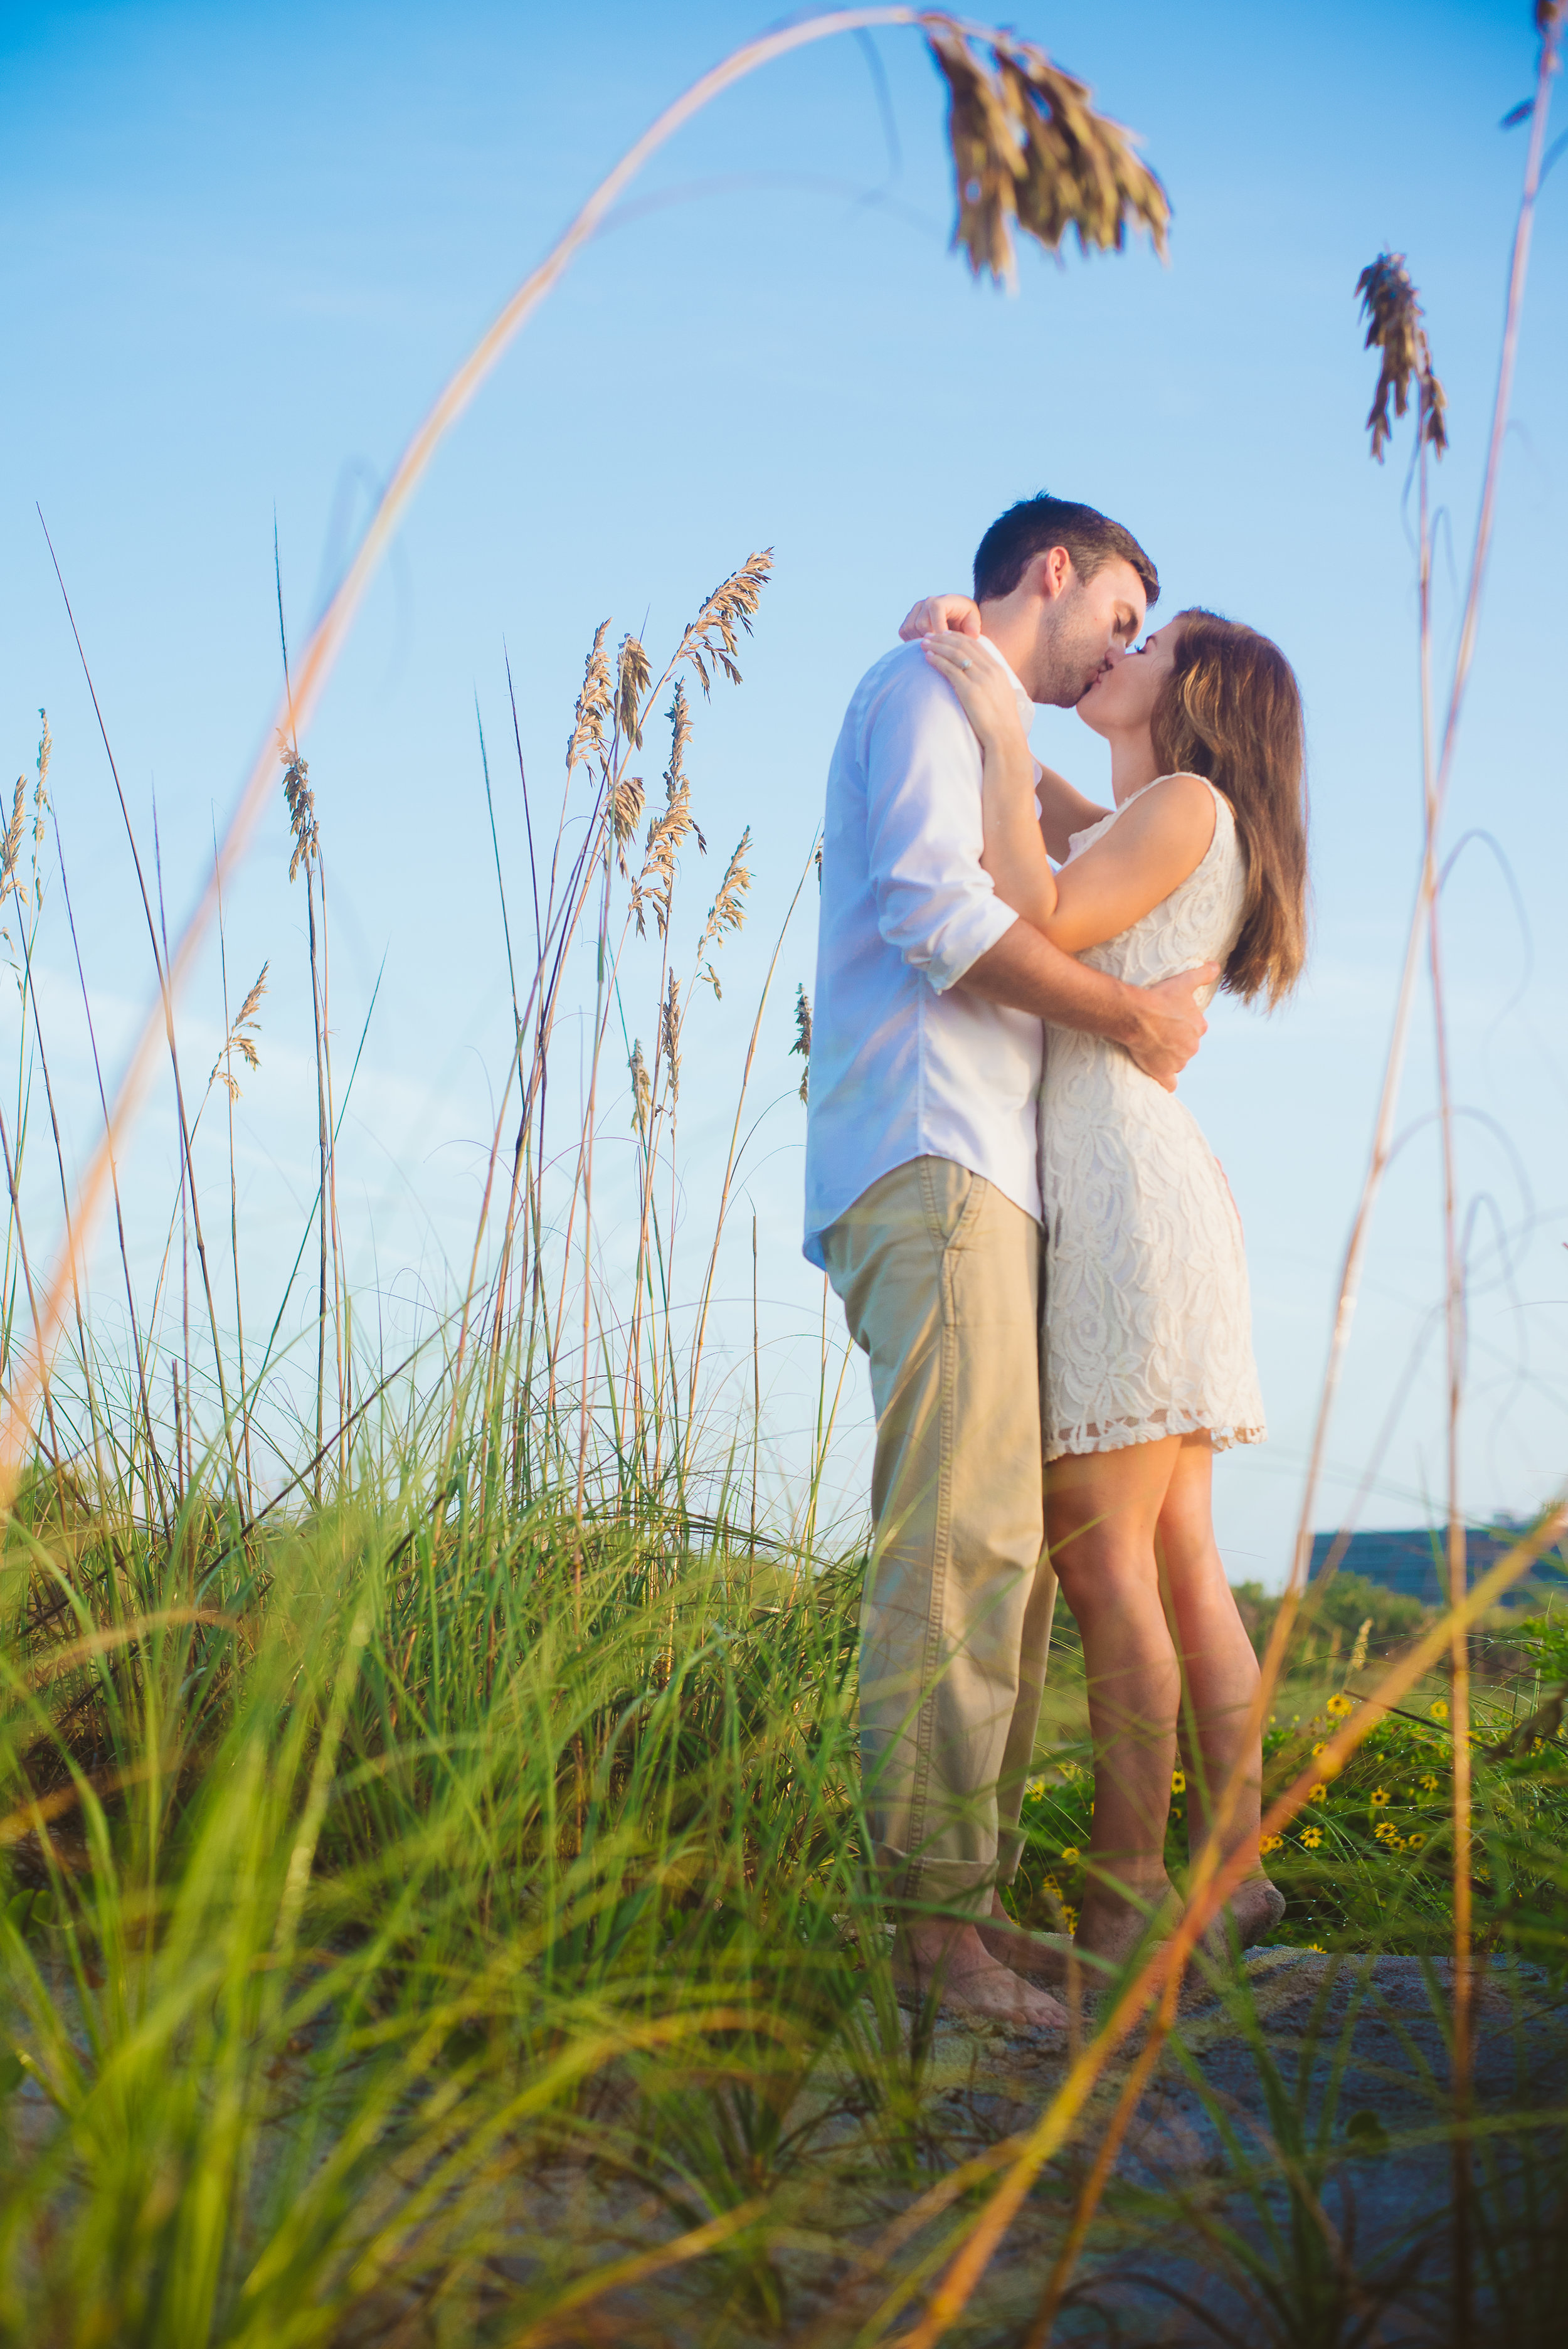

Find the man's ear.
[{"left": 1032, "top": 546, "right": 1076, "bottom": 602}]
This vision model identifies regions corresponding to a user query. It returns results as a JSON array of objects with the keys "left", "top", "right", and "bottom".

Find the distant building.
[{"left": 1308, "top": 1520, "right": 1567, "bottom": 1609}]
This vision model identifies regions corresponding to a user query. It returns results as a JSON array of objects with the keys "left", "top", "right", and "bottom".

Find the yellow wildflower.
[
  {"left": 1370, "top": 1788, "right": 1390, "bottom": 1807},
  {"left": 1171, "top": 1769, "right": 1186, "bottom": 1794},
  {"left": 1062, "top": 1905, "right": 1078, "bottom": 1930},
  {"left": 1309, "top": 1784, "right": 1328, "bottom": 1803},
  {"left": 1419, "top": 1774, "right": 1440, "bottom": 1794},
  {"left": 1306, "top": 1943, "right": 1327, "bottom": 1953},
  {"left": 1327, "top": 1694, "right": 1355, "bottom": 1717},
  {"left": 1311, "top": 1741, "right": 1327, "bottom": 1756},
  {"left": 1301, "top": 1828, "right": 1323, "bottom": 1849},
  {"left": 1261, "top": 1834, "right": 1285, "bottom": 1853},
  {"left": 1407, "top": 1833, "right": 1426, "bottom": 1852},
  {"left": 1429, "top": 1700, "right": 1449, "bottom": 1721},
  {"left": 1061, "top": 1846, "right": 1081, "bottom": 1865}
]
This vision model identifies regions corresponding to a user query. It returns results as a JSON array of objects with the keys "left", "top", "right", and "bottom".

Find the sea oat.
[
  {"left": 211, "top": 962, "right": 269, "bottom": 1101},
  {"left": 278, "top": 733, "right": 319, "bottom": 882},
  {"left": 628, "top": 1038, "right": 652, "bottom": 1137},
  {"left": 637, "top": 686, "right": 706, "bottom": 940},
  {"left": 925, "top": 23, "right": 1169, "bottom": 289},
  {"left": 611, "top": 773, "right": 645, "bottom": 878},
  {"left": 1356, "top": 252, "right": 1448, "bottom": 462},
  {"left": 672, "top": 551, "right": 773, "bottom": 697},
  {"left": 616, "top": 633, "right": 652, "bottom": 748},
  {"left": 661, "top": 973, "right": 682, "bottom": 1105},
  {"left": 565, "top": 621, "right": 613, "bottom": 780},
  {"left": 791, "top": 982, "right": 812, "bottom": 1106},
  {"left": 33, "top": 711, "right": 50, "bottom": 847},
  {"left": 697, "top": 829, "right": 752, "bottom": 998},
  {"left": 699, "top": 830, "right": 751, "bottom": 955},
  {"left": 0, "top": 777, "right": 27, "bottom": 912}
]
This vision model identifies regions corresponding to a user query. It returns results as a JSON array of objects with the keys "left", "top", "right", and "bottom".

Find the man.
[{"left": 804, "top": 494, "right": 1216, "bottom": 2026}]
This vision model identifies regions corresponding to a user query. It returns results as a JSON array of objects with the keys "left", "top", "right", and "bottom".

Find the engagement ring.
[{"left": 958, "top": 655, "right": 972, "bottom": 670}]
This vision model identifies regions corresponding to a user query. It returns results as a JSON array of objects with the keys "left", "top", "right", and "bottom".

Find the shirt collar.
[{"left": 979, "top": 634, "right": 1037, "bottom": 726}]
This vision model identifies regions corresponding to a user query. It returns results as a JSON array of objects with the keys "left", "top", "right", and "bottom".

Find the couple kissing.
[{"left": 803, "top": 492, "right": 1308, "bottom": 2025}]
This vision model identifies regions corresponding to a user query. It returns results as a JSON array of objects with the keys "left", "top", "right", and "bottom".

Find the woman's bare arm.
[
  {"left": 1042, "top": 775, "right": 1217, "bottom": 952},
  {"left": 902, "top": 595, "right": 1110, "bottom": 856},
  {"left": 920, "top": 637, "right": 1060, "bottom": 927},
  {"left": 921, "top": 622, "right": 1219, "bottom": 957},
  {"left": 982, "top": 737, "right": 1059, "bottom": 928},
  {"left": 1034, "top": 761, "right": 1112, "bottom": 861}
]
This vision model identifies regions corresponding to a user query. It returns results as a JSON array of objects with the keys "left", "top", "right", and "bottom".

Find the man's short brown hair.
[{"left": 973, "top": 494, "right": 1158, "bottom": 608}]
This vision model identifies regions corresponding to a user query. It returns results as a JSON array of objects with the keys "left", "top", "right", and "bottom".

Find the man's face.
[{"left": 1031, "top": 557, "right": 1147, "bottom": 708}]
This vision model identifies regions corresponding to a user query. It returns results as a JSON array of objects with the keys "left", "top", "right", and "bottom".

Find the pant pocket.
[{"left": 919, "top": 1157, "right": 978, "bottom": 1251}]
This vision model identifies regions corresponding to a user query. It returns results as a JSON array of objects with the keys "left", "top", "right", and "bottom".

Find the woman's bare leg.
[
  {"left": 1047, "top": 1436, "right": 1185, "bottom": 1962},
  {"left": 1157, "top": 1433, "right": 1280, "bottom": 1944}
]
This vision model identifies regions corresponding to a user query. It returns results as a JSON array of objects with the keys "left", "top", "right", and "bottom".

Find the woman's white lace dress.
[{"left": 1040, "top": 777, "right": 1266, "bottom": 1461}]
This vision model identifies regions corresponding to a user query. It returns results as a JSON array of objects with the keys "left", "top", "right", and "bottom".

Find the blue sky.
[{"left": 1, "top": 0, "right": 1564, "bottom": 1579}]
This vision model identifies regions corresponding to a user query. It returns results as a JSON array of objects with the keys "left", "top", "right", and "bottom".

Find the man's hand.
[
  {"left": 898, "top": 593, "right": 982, "bottom": 642},
  {"left": 1119, "top": 965, "right": 1218, "bottom": 1091},
  {"left": 961, "top": 925, "right": 1216, "bottom": 1093}
]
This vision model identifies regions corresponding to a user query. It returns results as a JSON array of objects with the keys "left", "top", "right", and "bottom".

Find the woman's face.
[{"left": 1076, "top": 618, "right": 1183, "bottom": 738}]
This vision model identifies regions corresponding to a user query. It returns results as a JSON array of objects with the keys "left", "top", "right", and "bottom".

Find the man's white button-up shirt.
[{"left": 803, "top": 636, "right": 1043, "bottom": 1268}]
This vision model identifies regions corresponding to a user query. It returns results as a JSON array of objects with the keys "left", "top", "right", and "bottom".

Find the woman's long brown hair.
[{"left": 1149, "top": 607, "right": 1309, "bottom": 1006}]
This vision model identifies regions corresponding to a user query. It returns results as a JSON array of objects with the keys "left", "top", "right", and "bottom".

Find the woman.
[{"left": 907, "top": 594, "right": 1308, "bottom": 1968}]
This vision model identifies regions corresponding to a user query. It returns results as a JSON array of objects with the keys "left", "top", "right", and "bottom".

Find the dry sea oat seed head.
[
  {"left": 616, "top": 633, "right": 652, "bottom": 748},
  {"left": 628, "top": 1037, "right": 652, "bottom": 1137},
  {"left": 638, "top": 683, "right": 709, "bottom": 935},
  {"left": 1356, "top": 250, "right": 1448, "bottom": 463},
  {"left": 213, "top": 960, "right": 269, "bottom": 1099},
  {"left": 923, "top": 16, "right": 1169, "bottom": 289},
  {"left": 791, "top": 982, "right": 812, "bottom": 1106},
  {"left": 674, "top": 550, "right": 773, "bottom": 697},
  {"left": 612, "top": 773, "right": 645, "bottom": 878},
  {"left": 0, "top": 777, "right": 28, "bottom": 910},
  {"left": 566, "top": 620, "right": 613, "bottom": 777},
  {"left": 277, "top": 731, "right": 319, "bottom": 881},
  {"left": 33, "top": 710, "right": 51, "bottom": 845},
  {"left": 699, "top": 827, "right": 752, "bottom": 957}
]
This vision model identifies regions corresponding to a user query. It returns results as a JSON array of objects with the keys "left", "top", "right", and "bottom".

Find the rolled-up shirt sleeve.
[{"left": 862, "top": 659, "right": 1019, "bottom": 993}]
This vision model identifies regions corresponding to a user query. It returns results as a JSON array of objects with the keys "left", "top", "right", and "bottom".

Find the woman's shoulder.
[{"left": 1116, "top": 772, "right": 1220, "bottom": 850}]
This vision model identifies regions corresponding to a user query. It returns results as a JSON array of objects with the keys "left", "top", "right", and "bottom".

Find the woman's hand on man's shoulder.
[{"left": 898, "top": 594, "right": 982, "bottom": 642}]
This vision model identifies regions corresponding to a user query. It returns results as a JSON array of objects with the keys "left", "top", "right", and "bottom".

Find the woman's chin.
[{"left": 1074, "top": 699, "right": 1111, "bottom": 737}]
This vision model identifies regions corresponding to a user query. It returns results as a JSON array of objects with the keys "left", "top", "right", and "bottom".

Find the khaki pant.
[{"left": 822, "top": 1156, "right": 1056, "bottom": 1917}]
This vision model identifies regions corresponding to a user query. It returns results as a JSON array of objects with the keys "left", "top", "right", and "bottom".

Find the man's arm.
[{"left": 959, "top": 921, "right": 1216, "bottom": 1092}]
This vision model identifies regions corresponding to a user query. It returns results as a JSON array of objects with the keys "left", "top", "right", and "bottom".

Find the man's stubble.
[{"left": 1034, "top": 592, "right": 1115, "bottom": 710}]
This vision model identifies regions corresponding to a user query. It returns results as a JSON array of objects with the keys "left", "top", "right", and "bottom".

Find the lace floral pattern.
[{"left": 1041, "top": 778, "right": 1267, "bottom": 1461}]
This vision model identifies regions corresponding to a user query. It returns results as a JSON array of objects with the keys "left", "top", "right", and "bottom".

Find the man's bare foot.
[
  {"left": 976, "top": 1898, "right": 1073, "bottom": 1990},
  {"left": 895, "top": 1922, "right": 1069, "bottom": 2028}
]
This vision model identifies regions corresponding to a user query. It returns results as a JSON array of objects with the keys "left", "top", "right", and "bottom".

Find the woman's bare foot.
[
  {"left": 896, "top": 1922, "right": 1070, "bottom": 2028},
  {"left": 1197, "top": 1875, "right": 1285, "bottom": 1963},
  {"left": 1073, "top": 1874, "right": 1177, "bottom": 1981}
]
